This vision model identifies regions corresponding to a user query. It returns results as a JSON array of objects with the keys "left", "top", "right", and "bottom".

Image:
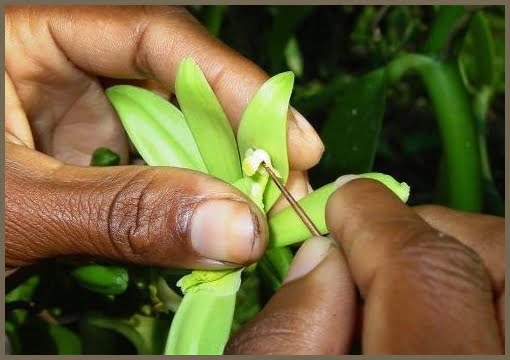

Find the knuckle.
[
  {"left": 391, "top": 230, "right": 492, "bottom": 298},
  {"left": 105, "top": 169, "right": 174, "bottom": 257}
]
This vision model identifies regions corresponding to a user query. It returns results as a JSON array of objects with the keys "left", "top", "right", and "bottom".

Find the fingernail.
[
  {"left": 284, "top": 236, "right": 335, "bottom": 284},
  {"left": 334, "top": 174, "right": 362, "bottom": 189},
  {"left": 290, "top": 108, "right": 325, "bottom": 152},
  {"left": 191, "top": 200, "right": 260, "bottom": 264}
]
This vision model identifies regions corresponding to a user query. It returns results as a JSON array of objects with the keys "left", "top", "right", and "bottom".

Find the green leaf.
[
  {"left": 90, "top": 147, "right": 120, "bottom": 166},
  {"left": 48, "top": 324, "right": 82, "bottom": 354},
  {"left": 79, "top": 318, "right": 133, "bottom": 354},
  {"left": 106, "top": 85, "right": 207, "bottom": 171},
  {"left": 6, "top": 275, "right": 40, "bottom": 327},
  {"left": 459, "top": 11, "right": 496, "bottom": 90},
  {"left": 175, "top": 58, "right": 242, "bottom": 183},
  {"left": 6, "top": 275, "right": 39, "bottom": 303},
  {"left": 81, "top": 312, "right": 170, "bottom": 355},
  {"left": 18, "top": 318, "right": 82, "bottom": 354},
  {"left": 267, "top": 6, "right": 313, "bottom": 73},
  {"left": 284, "top": 36, "right": 304, "bottom": 77},
  {"left": 317, "top": 69, "right": 386, "bottom": 182},
  {"left": 204, "top": 5, "right": 228, "bottom": 37},
  {"left": 237, "top": 71, "right": 295, "bottom": 211},
  {"left": 71, "top": 265, "right": 128, "bottom": 295}
]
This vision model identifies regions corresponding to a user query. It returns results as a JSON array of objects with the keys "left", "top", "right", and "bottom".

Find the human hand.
[
  {"left": 5, "top": 6, "right": 324, "bottom": 272},
  {"left": 226, "top": 177, "right": 504, "bottom": 354}
]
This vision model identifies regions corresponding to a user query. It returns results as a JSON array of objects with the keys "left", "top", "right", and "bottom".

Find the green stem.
[
  {"left": 473, "top": 86, "right": 494, "bottom": 181},
  {"left": 473, "top": 87, "right": 505, "bottom": 215},
  {"left": 421, "top": 6, "right": 466, "bottom": 58},
  {"left": 417, "top": 60, "right": 482, "bottom": 212},
  {"left": 204, "top": 5, "right": 227, "bottom": 37},
  {"left": 387, "top": 52, "right": 483, "bottom": 212},
  {"left": 386, "top": 53, "right": 433, "bottom": 84}
]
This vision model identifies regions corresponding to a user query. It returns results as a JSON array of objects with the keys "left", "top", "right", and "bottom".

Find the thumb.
[
  {"left": 227, "top": 236, "right": 356, "bottom": 355},
  {"left": 6, "top": 143, "right": 267, "bottom": 271}
]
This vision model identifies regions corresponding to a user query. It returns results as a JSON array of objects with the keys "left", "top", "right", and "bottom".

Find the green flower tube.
[{"left": 269, "top": 173, "right": 410, "bottom": 248}]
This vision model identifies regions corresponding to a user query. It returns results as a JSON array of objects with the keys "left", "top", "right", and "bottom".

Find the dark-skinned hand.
[
  {"left": 5, "top": 5, "right": 323, "bottom": 273},
  {"left": 227, "top": 178, "right": 504, "bottom": 354}
]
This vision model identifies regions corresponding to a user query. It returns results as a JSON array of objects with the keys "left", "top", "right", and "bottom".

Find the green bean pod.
[{"left": 71, "top": 265, "right": 129, "bottom": 295}]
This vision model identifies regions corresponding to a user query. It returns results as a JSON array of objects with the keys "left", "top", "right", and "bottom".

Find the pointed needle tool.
[{"left": 262, "top": 164, "right": 321, "bottom": 237}]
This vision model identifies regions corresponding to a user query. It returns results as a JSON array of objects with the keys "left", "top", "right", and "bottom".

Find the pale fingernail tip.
[
  {"left": 191, "top": 199, "right": 259, "bottom": 264},
  {"left": 291, "top": 108, "right": 325, "bottom": 152},
  {"left": 334, "top": 174, "right": 362, "bottom": 189},
  {"left": 283, "top": 236, "right": 334, "bottom": 284}
]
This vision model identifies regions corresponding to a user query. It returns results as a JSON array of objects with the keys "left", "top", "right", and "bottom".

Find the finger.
[
  {"left": 414, "top": 205, "right": 504, "bottom": 293},
  {"left": 226, "top": 236, "right": 356, "bottom": 355},
  {"left": 99, "top": 78, "right": 172, "bottom": 99},
  {"left": 5, "top": 72, "right": 34, "bottom": 148},
  {"left": 269, "top": 170, "right": 310, "bottom": 215},
  {"left": 6, "top": 5, "right": 324, "bottom": 170},
  {"left": 6, "top": 143, "right": 267, "bottom": 270},
  {"left": 326, "top": 177, "right": 503, "bottom": 354},
  {"left": 414, "top": 205, "right": 505, "bottom": 343}
]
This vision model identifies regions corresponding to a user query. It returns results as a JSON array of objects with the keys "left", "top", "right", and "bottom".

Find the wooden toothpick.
[{"left": 262, "top": 164, "right": 321, "bottom": 237}]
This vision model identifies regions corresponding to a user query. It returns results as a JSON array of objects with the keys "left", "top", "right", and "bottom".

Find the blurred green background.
[{"left": 190, "top": 5, "right": 505, "bottom": 213}]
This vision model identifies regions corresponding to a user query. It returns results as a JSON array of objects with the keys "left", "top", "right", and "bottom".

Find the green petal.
[
  {"left": 165, "top": 269, "right": 243, "bottom": 355},
  {"left": 237, "top": 72, "right": 294, "bottom": 211},
  {"left": 175, "top": 58, "right": 242, "bottom": 183},
  {"left": 176, "top": 269, "right": 243, "bottom": 296},
  {"left": 106, "top": 85, "right": 207, "bottom": 172},
  {"left": 165, "top": 292, "right": 235, "bottom": 355}
]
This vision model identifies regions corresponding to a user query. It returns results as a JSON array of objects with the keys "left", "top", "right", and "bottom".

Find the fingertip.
[
  {"left": 284, "top": 236, "right": 335, "bottom": 284},
  {"left": 227, "top": 238, "right": 356, "bottom": 355},
  {"left": 287, "top": 108, "right": 324, "bottom": 171}
]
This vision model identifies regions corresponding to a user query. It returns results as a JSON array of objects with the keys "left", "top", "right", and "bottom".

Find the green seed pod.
[{"left": 71, "top": 265, "right": 129, "bottom": 295}]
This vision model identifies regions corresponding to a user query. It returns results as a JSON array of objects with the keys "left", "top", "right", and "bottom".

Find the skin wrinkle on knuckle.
[
  {"left": 384, "top": 234, "right": 493, "bottom": 305},
  {"left": 131, "top": 6, "right": 191, "bottom": 81},
  {"left": 105, "top": 169, "right": 166, "bottom": 257},
  {"left": 131, "top": 16, "right": 153, "bottom": 79}
]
